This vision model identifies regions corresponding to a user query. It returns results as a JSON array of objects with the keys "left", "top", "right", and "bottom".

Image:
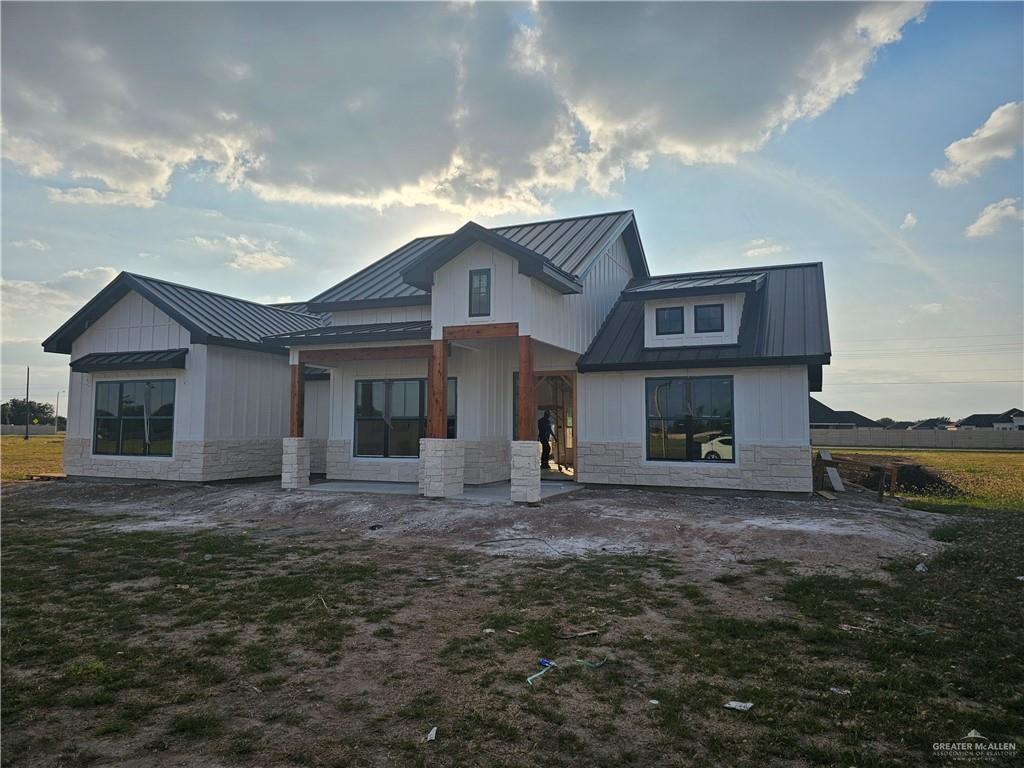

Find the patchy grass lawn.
[
  {"left": 3, "top": 492, "right": 1022, "bottom": 766},
  {"left": 1, "top": 434, "right": 64, "bottom": 482},
  {"left": 835, "top": 449, "right": 1024, "bottom": 512}
]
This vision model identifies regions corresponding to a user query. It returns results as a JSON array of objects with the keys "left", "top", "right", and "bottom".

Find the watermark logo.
[{"left": 933, "top": 730, "right": 1018, "bottom": 762}]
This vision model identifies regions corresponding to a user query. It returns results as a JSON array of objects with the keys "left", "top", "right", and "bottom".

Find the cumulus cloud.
[
  {"left": 1, "top": 267, "right": 119, "bottom": 343},
  {"left": 900, "top": 212, "right": 917, "bottom": 230},
  {"left": 965, "top": 197, "right": 1024, "bottom": 238},
  {"left": 742, "top": 238, "right": 787, "bottom": 259},
  {"left": 0, "top": 3, "right": 923, "bottom": 216},
  {"left": 9, "top": 238, "right": 49, "bottom": 250},
  {"left": 912, "top": 302, "right": 944, "bottom": 314},
  {"left": 932, "top": 102, "right": 1023, "bottom": 187},
  {"left": 190, "top": 234, "right": 294, "bottom": 271}
]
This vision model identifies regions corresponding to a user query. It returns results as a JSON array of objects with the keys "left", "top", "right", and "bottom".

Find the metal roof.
[
  {"left": 264, "top": 320, "right": 431, "bottom": 346},
  {"left": 577, "top": 263, "right": 831, "bottom": 372},
  {"left": 43, "top": 272, "right": 323, "bottom": 355},
  {"left": 809, "top": 397, "right": 879, "bottom": 427},
  {"left": 70, "top": 348, "right": 189, "bottom": 373},
  {"left": 621, "top": 272, "right": 765, "bottom": 301},
  {"left": 308, "top": 210, "right": 648, "bottom": 311}
]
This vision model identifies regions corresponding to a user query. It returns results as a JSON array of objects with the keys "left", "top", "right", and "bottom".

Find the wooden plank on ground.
[{"left": 818, "top": 449, "right": 845, "bottom": 492}]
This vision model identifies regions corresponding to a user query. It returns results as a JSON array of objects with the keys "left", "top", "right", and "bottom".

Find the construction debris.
[{"left": 723, "top": 701, "right": 753, "bottom": 711}]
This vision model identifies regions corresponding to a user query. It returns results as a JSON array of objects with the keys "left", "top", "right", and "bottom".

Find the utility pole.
[{"left": 24, "top": 366, "right": 30, "bottom": 440}]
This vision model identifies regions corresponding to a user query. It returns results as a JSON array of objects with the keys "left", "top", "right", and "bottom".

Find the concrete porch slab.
[{"left": 306, "top": 479, "right": 577, "bottom": 503}]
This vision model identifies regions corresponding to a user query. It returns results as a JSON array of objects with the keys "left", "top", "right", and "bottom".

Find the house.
[
  {"left": 957, "top": 408, "right": 1024, "bottom": 431},
  {"left": 884, "top": 421, "right": 915, "bottom": 430},
  {"left": 808, "top": 397, "right": 879, "bottom": 429},
  {"left": 909, "top": 418, "right": 953, "bottom": 430},
  {"left": 43, "top": 210, "right": 831, "bottom": 497}
]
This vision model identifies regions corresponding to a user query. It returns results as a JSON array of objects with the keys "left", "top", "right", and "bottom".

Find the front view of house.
[{"left": 43, "top": 211, "right": 831, "bottom": 498}]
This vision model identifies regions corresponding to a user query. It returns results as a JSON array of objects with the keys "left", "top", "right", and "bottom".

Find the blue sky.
[{"left": 2, "top": 2, "right": 1021, "bottom": 421}]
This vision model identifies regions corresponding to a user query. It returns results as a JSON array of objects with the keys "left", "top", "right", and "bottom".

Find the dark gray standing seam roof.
[
  {"left": 621, "top": 272, "right": 766, "bottom": 300},
  {"left": 43, "top": 272, "right": 323, "bottom": 355},
  {"left": 308, "top": 210, "right": 648, "bottom": 311},
  {"left": 577, "top": 263, "right": 831, "bottom": 372},
  {"left": 263, "top": 320, "right": 432, "bottom": 347},
  {"left": 70, "top": 348, "right": 189, "bottom": 373}
]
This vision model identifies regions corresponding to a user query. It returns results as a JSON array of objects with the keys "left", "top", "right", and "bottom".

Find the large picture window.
[
  {"left": 469, "top": 269, "right": 491, "bottom": 317},
  {"left": 93, "top": 380, "right": 175, "bottom": 457},
  {"left": 646, "top": 376, "right": 734, "bottom": 462},
  {"left": 354, "top": 378, "right": 456, "bottom": 457}
]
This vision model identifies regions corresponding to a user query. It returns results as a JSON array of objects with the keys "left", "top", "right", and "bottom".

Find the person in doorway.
[{"left": 538, "top": 410, "right": 556, "bottom": 469}]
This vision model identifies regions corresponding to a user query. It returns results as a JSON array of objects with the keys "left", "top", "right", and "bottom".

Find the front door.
[{"left": 512, "top": 371, "right": 575, "bottom": 479}]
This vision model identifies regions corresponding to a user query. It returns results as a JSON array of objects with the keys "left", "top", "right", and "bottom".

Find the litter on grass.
[
  {"left": 838, "top": 623, "right": 869, "bottom": 632},
  {"left": 830, "top": 687, "right": 851, "bottom": 695},
  {"left": 648, "top": 699, "right": 660, "bottom": 705},
  {"left": 724, "top": 701, "right": 754, "bottom": 711},
  {"left": 425, "top": 726, "right": 437, "bottom": 743},
  {"left": 914, "top": 563, "right": 929, "bottom": 573},
  {"left": 483, "top": 628, "right": 495, "bottom": 634}
]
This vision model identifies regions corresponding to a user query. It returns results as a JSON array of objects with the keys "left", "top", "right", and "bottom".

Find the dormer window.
[
  {"left": 469, "top": 268, "right": 491, "bottom": 317},
  {"left": 655, "top": 306, "right": 684, "bottom": 335},
  {"left": 694, "top": 304, "right": 725, "bottom": 333}
]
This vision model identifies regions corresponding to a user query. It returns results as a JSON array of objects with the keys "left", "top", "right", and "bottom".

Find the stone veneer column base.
[
  {"left": 418, "top": 438, "right": 465, "bottom": 498},
  {"left": 576, "top": 442, "right": 813, "bottom": 493},
  {"left": 510, "top": 440, "right": 541, "bottom": 503},
  {"left": 281, "top": 438, "right": 311, "bottom": 489}
]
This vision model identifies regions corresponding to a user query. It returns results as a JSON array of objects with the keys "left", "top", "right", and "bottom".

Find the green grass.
[
  {"left": 1, "top": 434, "right": 65, "bottom": 482},
  {"left": 835, "top": 449, "right": 1024, "bottom": 511},
  {"left": 3, "top": 494, "right": 1021, "bottom": 766}
]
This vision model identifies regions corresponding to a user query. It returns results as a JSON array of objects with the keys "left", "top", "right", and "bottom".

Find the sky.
[{"left": 2, "top": 1, "right": 1022, "bottom": 422}]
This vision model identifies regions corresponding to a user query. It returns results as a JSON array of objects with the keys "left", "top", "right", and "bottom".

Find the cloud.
[
  {"left": 190, "top": 234, "right": 294, "bottom": 270},
  {"left": 965, "top": 197, "right": 1024, "bottom": 238},
  {"left": 1, "top": 267, "right": 119, "bottom": 344},
  {"left": 1, "top": 3, "right": 923, "bottom": 216},
  {"left": 912, "top": 302, "right": 944, "bottom": 314},
  {"left": 900, "top": 212, "right": 917, "bottom": 230},
  {"left": 9, "top": 238, "right": 49, "bottom": 250},
  {"left": 931, "top": 101, "right": 1023, "bottom": 187},
  {"left": 742, "top": 238, "right": 786, "bottom": 259}
]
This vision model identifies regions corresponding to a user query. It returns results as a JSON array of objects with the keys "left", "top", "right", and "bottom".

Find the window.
[
  {"left": 469, "top": 269, "right": 491, "bottom": 317},
  {"left": 694, "top": 304, "right": 725, "bottom": 333},
  {"left": 93, "top": 380, "right": 175, "bottom": 457},
  {"left": 646, "top": 376, "right": 733, "bottom": 462},
  {"left": 655, "top": 306, "right": 685, "bottom": 335},
  {"left": 354, "top": 378, "right": 456, "bottom": 457}
]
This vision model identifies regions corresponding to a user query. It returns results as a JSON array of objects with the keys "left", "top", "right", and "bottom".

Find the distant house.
[
  {"left": 958, "top": 408, "right": 1024, "bottom": 431},
  {"left": 808, "top": 397, "right": 879, "bottom": 429},
  {"left": 909, "top": 418, "right": 952, "bottom": 431},
  {"left": 884, "top": 421, "right": 915, "bottom": 430}
]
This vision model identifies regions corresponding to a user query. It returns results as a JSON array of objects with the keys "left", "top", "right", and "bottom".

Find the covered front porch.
[{"left": 270, "top": 321, "right": 577, "bottom": 503}]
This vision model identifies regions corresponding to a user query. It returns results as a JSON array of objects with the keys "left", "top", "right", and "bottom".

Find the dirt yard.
[{"left": 3, "top": 479, "right": 1021, "bottom": 767}]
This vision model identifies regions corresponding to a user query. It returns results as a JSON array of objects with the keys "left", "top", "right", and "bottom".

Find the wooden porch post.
[
  {"left": 426, "top": 340, "right": 448, "bottom": 438},
  {"left": 289, "top": 363, "right": 305, "bottom": 438},
  {"left": 517, "top": 335, "right": 535, "bottom": 441}
]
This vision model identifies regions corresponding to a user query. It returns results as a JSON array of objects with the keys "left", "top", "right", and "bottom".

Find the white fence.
[{"left": 811, "top": 428, "right": 1024, "bottom": 450}]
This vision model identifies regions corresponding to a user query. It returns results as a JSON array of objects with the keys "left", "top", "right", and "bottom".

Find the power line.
[
  {"left": 834, "top": 332, "right": 1024, "bottom": 344},
  {"left": 824, "top": 379, "right": 1022, "bottom": 386}
]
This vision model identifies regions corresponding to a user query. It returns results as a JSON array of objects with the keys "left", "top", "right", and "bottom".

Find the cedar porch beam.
[
  {"left": 443, "top": 322, "right": 519, "bottom": 341},
  {"left": 426, "top": 339, "right": 448, "bottom": 438},
  {"left": 517, "top": 335, "right": 535, "bottom": 441},
  {"left": 298, "top": 344, "right": 433, "bottom": 366},
  {"left": 289, "top": 363, "right": 305, "bottom": 438}
]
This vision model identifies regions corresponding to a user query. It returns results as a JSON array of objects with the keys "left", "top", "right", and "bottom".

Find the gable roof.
[
  {"left": 809, "top": 397, "right": 879, "bottom": 427},
  {"left": 400, "top": 221, "right": 584, "bottom": 295},
  {"left": 577, "top": 262, "right": 831, "bottom": 372},
  {"left": 308, "top": 210, "right": 648, "bottom": 311},
  {"left": 957, "top": 408, "right": 1024, "bottom": 427},
  {"left": 43, "top": 272, "right": 323, "bottom": 355}
]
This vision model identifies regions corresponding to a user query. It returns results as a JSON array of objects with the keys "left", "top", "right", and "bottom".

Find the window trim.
[
  {"left": 654, "top": 306, "right": 685, "bottom": 335},
  {"left": 644, "top": 375, "right": 735, "bottom": 464},
  {"left": 352, "top": 377, "right": 457, "bottom": 458},
  {"left": 693, "top": 303, "right": 725, "bottom": 334},
  {"left": 468, "top": 268, "right": 492, "bottom": 318},
  {"left": 92, "top": 378, "right": 176, "bottom": 458}
]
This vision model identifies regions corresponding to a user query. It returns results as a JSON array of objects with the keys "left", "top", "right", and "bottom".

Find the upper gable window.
[
  {"left": 469, "top": 269, "right": 491, "bottom": 317},
  {"left": 694, "top": 304, "right": 725, "bottom": 333},
  {"left": 655, "top": 307, "right": 684, "bottom": 335}
]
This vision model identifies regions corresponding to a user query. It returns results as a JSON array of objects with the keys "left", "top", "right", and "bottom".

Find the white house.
[{"left": 43, "top": 210, "right": 831, "bottom": 497}]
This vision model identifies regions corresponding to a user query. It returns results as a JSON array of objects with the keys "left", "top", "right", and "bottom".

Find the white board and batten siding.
[
  {"left": 330, "top": 305, "right": 430, "bottom": 326},
  {"left": 579, "top": 365, "right": 810, "bottom": 452},
  {"left": 429, "top": 235, "right": 633, "bottom": 354},
  {"left": 66, "top": 291, "right": 206, "bottom": 443},
  {"left": 65, "top": 289, "right": 326, "bottom": 447}
]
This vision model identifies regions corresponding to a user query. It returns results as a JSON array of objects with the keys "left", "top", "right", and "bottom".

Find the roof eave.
[
  {"left": 577, "top": 353, "right": 832, "bottom": 373},
  {"left": 622, "top": 281, "right": 761, "bottom": 302}
]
